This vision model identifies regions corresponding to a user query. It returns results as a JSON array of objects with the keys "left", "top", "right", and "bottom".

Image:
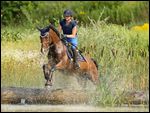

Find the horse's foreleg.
[
  {"left": 43, "top": 64, "right": 54, "bottom": 87},
  {"left": 45, "top": 61, "right": 64, "bottom": 86},
  {"left": 53, "top": 60, "right": 65, "bottom": 70},
  {"left": 45, "top": 72, "right": 53, "bottom": 87}
]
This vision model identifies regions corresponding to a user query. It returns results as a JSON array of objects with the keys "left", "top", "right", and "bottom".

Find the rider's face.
[{"left": 65, "top": 16, "right": 71, "bottom": 21}]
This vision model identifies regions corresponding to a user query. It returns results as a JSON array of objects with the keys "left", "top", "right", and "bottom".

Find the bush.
[
  {"left": 1, "top": 30, "right": 23, "bottom": 42},
  {"left": 1, "top": 1, "right": 149, "bottom": 27}
]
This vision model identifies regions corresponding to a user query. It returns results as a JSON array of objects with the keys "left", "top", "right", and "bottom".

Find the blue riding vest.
[{"left": 60, "top": 19, "right": 78, "bottom": 49}]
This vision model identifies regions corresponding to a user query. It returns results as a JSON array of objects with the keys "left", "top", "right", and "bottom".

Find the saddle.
[
  {"left": 61, "top": 37, "right": 86, "bottom": 62},
  {"left": 66, "top": 45, "right": 86, "bottom": 62}
]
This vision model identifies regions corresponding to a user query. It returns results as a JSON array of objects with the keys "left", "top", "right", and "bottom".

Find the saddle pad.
[
  {"left": 66, "top": 49, "right": 86, "bottom": 62},
  {"left": 77, "top": 52, "right": 86, "bottom": 62}
]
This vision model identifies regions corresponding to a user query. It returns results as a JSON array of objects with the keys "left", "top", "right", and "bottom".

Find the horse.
[{"left": 37, "top": 24, "right": 99, "bottom": 88}]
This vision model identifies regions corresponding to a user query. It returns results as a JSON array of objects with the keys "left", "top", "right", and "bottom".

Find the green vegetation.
[
  {"left": 79, "top": 20, "right": 149, "bottom": 106},
  {"left": 1, "top": 19, "right": 149, "bottom": 106},
  {"left": 1, "top": 1, "right": 149, "bottom": 27},
  {"left": 1, "top": 1, "right": 149, "bottom": 106}
]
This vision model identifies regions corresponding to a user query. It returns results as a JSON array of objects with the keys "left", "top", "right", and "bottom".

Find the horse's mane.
[
  {"left": 49, "top": 24, "right": 60, "bottom": 38},
  {"left": 40, "top": 24, "right": 60, "bottom": 39}
]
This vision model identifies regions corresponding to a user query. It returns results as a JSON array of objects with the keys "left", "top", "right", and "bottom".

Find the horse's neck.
[
  {"left": 48, "top": 29, "right": 68, "bottom": 64},
  {"left": 49, "top": 29, "right": 67, "bottom": 55},
  {"left": 49, "top": 29, "right": 60, "bottom": 44}
]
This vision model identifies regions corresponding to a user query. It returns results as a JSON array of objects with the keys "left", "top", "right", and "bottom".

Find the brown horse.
[{"left": 37, "top": 24, "right": 99, "bottom": 87}]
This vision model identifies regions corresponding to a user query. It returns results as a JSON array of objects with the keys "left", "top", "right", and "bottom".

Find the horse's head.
[
  {"left": 37, "top": 26, "right": 52, "bottom": 54},
  {"left": 37, "top": 24, "right": 61, "bottom": 54}
]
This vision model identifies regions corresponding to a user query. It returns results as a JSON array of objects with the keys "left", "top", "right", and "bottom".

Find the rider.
[{"left": 58, "top": 9, "right": 80, "bottom": 69}]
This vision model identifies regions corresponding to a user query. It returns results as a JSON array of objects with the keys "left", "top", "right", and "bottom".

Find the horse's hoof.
[{"left": 45, "top": 85, "right": 51, "bottom": 89}]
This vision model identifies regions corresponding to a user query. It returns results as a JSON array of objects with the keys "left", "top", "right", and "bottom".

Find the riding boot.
[{"left": 72, "top": 49, "right": 80, "bottom": 69}]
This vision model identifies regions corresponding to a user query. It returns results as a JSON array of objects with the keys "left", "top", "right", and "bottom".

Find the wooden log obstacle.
[
  {"left": 1, "top": 87, "right": 149, "bottom": 105},
  {"left": 1, "top": 87, "right": 92, "bottom": 104}
]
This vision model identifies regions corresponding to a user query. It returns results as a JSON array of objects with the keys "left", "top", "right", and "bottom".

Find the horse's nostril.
[{"left": 45, "top": 75, "right": 49, "bottom": 80}]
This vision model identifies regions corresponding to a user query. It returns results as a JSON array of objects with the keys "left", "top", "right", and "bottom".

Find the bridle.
[
  {"left": 40, "top": 31, "right": 54, "bottom": 49},
  {"left": 40, "top": 32, "right": 49, "bottom": 38}
]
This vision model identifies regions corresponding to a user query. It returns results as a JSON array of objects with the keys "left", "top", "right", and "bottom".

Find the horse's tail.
[{"left": 91, "top": 58, "right": 98, "bottom": 70}]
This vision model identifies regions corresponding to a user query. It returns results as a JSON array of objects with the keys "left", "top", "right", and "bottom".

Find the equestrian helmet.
[{"left": 64, "top": 9, "right": 73, "bottom": 17}]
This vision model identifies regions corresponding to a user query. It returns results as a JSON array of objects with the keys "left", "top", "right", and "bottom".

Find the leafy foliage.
[
  {"left": 1, "top": 1, "right": 149, "bottom": 27},
  {"left": 1, "top": 30, "right": 23, "bottom": 41},
  {"left": 1, "top": 1, "right": 37, "bottom": 26}
]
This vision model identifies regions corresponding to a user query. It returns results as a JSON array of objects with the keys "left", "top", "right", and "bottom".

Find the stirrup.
[{"left": 74, "top": 62, "right": 80, "bottom": 69}]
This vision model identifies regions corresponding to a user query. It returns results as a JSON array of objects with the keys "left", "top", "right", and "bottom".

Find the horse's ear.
[
  {"left": 42, "top": 64, "right": 45, "bottom": 70},
  {"left": 36, "top": 26, "right": 41, "bottom": 31}
]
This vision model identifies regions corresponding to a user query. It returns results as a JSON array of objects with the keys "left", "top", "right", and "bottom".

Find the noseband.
[
  {"left": 40, "top": 32, "right": 49, "bottom": 38},
  {"left": 40, "top": 32, "right": 54, "bottom": 48}
]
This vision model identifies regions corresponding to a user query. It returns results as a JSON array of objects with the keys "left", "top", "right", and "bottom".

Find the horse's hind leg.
[
  {"left": 89, "top": 70, "right": 99, "bottom": 85},
  {"left": 89, "top": 58, "right": 99, "bottom": 85},
  {"left": 81, "top": 76, "right": 88, "bottom": 89},
  {"left": 76, "top": 73, "right": 88, "bottom": 89}
]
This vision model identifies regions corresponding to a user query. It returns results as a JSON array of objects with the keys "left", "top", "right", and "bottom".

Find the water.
[
  {"left": 51, "top": 72, "right": 96, "bottom": 91},
  {"left": 1, "top": 104, "right": 149, "bottom": 112}
]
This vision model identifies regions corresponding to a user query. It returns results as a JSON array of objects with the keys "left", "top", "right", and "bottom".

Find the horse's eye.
[{"left": 46, "top": 37, "right": 49, "bottom": 40}]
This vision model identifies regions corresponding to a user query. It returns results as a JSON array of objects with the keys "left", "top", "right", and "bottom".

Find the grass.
[
  {"left": 1, "top": 56, "right": 44, "bottom": 88},
  {"left": 77, "top": 20, "right": 149, "bottom": 106},
  {"left": 1, "top": 20, "right": 149, "bottom": 106}
]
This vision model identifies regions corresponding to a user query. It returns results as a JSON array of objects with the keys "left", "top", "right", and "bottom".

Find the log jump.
[
  {"left": 1, "top": 87, "right": 149, "bottom": 105},
  {"left": 1, "top": 87, "right": 91, "bottom": 104}
]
